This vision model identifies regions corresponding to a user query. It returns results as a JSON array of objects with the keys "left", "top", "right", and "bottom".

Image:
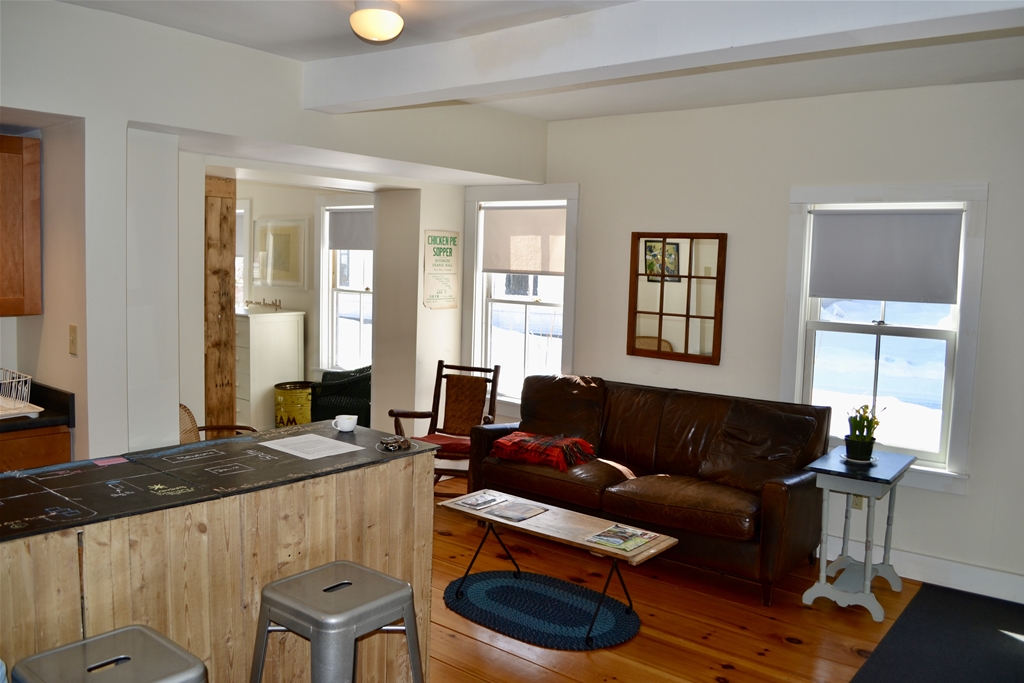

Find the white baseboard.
[{"left": 825, "top": 534, "right": 1024, "bottom": 605}]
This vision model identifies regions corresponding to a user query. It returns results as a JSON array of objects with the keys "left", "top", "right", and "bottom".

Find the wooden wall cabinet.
[
  {"left": 0, "top": 135, "right": 42, "bottom": 316},
  {"left": 236, "top": 309, "right": 305, "bottom": 430}
]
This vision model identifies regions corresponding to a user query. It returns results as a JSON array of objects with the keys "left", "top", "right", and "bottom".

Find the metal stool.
[
  {"left": 249, "top": 560, "right": 424, "bottom": 683},
  {"left": 12, "top": 624, "right": 206, "bottom": 683}
]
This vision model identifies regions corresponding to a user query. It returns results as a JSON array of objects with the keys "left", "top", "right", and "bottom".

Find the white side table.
[{"left": 801, "top": 447, "right": 916, "bottom": 622}]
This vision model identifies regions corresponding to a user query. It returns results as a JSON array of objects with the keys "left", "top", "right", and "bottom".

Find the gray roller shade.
[
  {"left": 481, "top": 206, "right": 566, "bottom": 275},
  {"left": 328, "top": 209, "right": 373, "bottom": 250},
  {"left": 809, "top": 209, "right": 963, "bottom": 304}
]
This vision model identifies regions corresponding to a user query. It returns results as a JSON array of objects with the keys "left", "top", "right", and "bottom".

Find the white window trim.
[
  {"left": 782, "top": 183, "right": 988, "bottom": 494},
  {"left": 463, "top": 184, "right": 579, "bottom": 408}
]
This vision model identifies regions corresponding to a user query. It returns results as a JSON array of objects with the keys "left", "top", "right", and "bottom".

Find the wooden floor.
[{"left": 429, "top": 479, "right": 918, "bottom": 683}]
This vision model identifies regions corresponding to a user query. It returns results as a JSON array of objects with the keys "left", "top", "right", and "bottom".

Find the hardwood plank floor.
[{"left": 429, "top": 479, "right": 917, "bottom": 683}]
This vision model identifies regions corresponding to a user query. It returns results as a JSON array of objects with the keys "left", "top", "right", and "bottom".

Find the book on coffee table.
[
  {"left": 587, "top": 524, "right": 659, "bottom": 551},
  {"left": 455, "top": 490, "right": 506, "bottom": 510},
  {"left": 487, "top": 501, "right": 547, "bottom": 523}
]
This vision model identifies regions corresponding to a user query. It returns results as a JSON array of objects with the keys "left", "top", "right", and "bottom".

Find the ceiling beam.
[{"left": 303, "top": 1, "right": 1024, "bottom": 115}]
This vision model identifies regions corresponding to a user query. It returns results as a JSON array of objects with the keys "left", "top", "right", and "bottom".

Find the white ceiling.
[
  {"left": 69, "top": 0, "right": 634, "bottom": 61},
  {"left": 64, "top": 1, "right": 1024, "bottom": 122}
]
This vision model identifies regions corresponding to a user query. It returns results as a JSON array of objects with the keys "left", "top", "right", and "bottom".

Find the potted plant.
[{"left": 846, "top": 404, "right": 879, "bottom": 462}]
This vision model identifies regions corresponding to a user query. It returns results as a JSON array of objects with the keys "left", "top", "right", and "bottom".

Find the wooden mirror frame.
[{"left": 626, "top": 232, "right": 727, "bottom": 364}]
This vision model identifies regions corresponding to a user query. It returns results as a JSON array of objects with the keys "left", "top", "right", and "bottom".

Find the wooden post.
[{"left": 205, "top": 176, "right": 236, "bottom": 434}]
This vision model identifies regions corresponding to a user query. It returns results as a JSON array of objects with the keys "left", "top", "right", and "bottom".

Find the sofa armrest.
[
  {"left": 759, "top": 470, "right": 822, "bottom": 586},
  {"left": 468, "top": 422, "right": 520, "bottom": 492}
]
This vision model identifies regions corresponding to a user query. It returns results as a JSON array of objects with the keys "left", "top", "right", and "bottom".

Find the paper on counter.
[{"left": 261, "top": 434, "right": 363, "bottom": 460}]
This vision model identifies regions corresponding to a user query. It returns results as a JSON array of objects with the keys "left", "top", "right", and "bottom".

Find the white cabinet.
[{"left": 236, "top": 309, "right": 304, "bottom": 431}]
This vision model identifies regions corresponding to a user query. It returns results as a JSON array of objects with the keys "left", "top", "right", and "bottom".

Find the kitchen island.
[{"left": 0, "top": 422, "right": 435, "bottom": 683}]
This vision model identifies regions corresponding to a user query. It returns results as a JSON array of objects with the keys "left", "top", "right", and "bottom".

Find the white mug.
[{"left": 333, "top": 414, "right": 357, "bottom": 432}]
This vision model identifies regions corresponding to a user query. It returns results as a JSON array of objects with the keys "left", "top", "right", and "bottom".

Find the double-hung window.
[
  {"left": 464, "top": 186, "right": 578, "bottom": 402},
  {"left": 804, "top": 207, "right": 963, "bottom": 468},
  {"left": 785, "top": 185, "right": 987, "bottom": 488},
  {"left": 326, "top": 207, "right": 373, "bottom": 370}
]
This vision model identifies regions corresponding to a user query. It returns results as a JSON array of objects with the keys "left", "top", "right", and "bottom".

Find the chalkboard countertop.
[{"left": 0, "top": 422, "right": 436, "bottom": 543}]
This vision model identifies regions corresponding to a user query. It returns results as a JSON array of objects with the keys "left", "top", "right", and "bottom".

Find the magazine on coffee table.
[
  {"left": 455, "top": 490, "right": 506, "bottom": 510},
  {"left": 586, "top": 524, "right": 659, "bottom": 551},
  {"left": 487, "top": 501, "right": 547, "bottom": 523}
]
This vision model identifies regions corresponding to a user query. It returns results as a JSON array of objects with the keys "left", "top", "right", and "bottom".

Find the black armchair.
[{"left": 311, "top": 366, "right": 372, "bottom": 427}]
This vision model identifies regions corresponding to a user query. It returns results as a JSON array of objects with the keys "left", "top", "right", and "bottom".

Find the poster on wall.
[{"left": 424, "top": 230, "right": 459, "bottom": 309}]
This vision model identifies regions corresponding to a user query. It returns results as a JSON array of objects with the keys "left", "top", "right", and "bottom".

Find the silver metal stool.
[
  {"left": 12, "top": 624, "right": 206, "bottom": 683},
  {"left": 249, "top": 560, "right": 424, "bottom": 683}
]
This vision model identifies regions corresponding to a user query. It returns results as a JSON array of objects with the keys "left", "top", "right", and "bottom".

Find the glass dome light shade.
[{"left": 350, "top": 0, "right": 404, "bottom": 42}]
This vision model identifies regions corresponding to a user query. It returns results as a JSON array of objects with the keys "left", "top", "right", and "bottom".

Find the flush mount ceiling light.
[{"left": 350, "top": 0, "right": 404, "bottom": 43}]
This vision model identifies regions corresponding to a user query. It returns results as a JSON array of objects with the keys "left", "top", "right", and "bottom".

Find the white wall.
[
  {"left": 372, "top": 190, "right": 422, "bottom": 431},
  {"left": 414, "top": 185, "right": 467, "bottom": 419},
  {"left": 0, "top": 320, "right": 15, "bottom": 370},
  {"left": 178, "top": 152, "right": 207, "bottom": 420},
  {"left": 547, "top": 81, "right": 1024, "bottom": 584},
  {"left": 126, "top": 129, "right": 180, "bottom": 451},
  {"left": 13, "top": 119, "right": 89, "bottom": 457},
  {"left": 1, "top": 0, "right": 546, "bottom": 457}
]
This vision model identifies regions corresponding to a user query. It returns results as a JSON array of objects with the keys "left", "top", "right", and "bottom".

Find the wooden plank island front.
[{"left": 0, "top": 423, "right": 435, "bottom": 683}]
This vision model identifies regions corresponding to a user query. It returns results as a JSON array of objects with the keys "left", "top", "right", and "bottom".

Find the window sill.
[
  {"left": 495, "top": 397, "right": 522, "bottom": 424},
  {"left": 901, "top": 464, "right": 968, "bottom": 495}
]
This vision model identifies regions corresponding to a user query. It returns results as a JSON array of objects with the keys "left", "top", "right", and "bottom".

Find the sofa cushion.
[
  {"left": 520, "top": 375, "right": 606, "bottom": 451},
  {"left": 698, "top": 401, "right": 817, "bottom": 493},
  {"left": 603, "top": 475, "right": 761, "bottom": 542},
  {"left": 601, "top": 383, "right": 672, "bottom": 476},
  {"left": 654, "top": 391, "right": 735, "bottom": 476},
  {"left": 481, "top": 457, "right": 633, "bottom": 510}
]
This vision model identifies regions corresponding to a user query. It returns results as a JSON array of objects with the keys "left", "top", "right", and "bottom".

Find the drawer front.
[
  {"left": 235, "top": 371, "right": 251, "bottom": 400},
  {"left": 235, "top": 345, "right": 250, "bottom": 372},
  {"left": 236, "top": 317, "right": 250, "bottom": 349},
  {"left": 235, "top": 398, "right": 251, "bottom": 426}
]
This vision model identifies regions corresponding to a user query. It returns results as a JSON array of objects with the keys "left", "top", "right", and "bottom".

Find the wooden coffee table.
[{"left": 440, "top": 490, "right": 677, "bottom": 644}]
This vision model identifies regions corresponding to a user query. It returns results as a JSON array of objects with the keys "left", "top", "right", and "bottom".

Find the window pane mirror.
[{"left": 627, "top": 232, "right": 727, "bottom": 364}]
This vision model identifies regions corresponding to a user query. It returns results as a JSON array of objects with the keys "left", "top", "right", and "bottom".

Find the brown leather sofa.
[{"left": 468, "top": 375, "right": 831, "bottom": 605}]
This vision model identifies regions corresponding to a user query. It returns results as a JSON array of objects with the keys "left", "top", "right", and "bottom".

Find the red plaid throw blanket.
[{"left": 491, "top": 431, "right": 596, "bottom": 472}]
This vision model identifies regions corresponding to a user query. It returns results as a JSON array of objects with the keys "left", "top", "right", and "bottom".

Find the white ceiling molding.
[{"left": 303, "top": 1, "right": 1024, "bottom": 115}]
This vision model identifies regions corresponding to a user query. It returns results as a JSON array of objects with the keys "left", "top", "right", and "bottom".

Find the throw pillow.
[
  {"left": 698, "top": 402, "right": 817, "bottom": 492},
  {"left": 492, "top": 431, "right": 597, "bottom": 472}
]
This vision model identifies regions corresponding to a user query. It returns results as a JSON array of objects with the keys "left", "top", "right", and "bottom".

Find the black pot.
[{"left": 845, "top": 436, "right": 875, "bottom": 462}]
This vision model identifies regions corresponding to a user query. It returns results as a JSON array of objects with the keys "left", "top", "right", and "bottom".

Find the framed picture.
[
  {"left": 252, "top": 218, "right": 307, "bottom": 289},
  {"left": 645, "top": 240, "right": 681, "bottom": 282}
]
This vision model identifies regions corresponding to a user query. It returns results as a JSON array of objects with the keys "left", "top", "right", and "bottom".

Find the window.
[
  {"left": 485, "top": 270, "right": 564, "bottom": 398},
  {"left": 785, "top": 184, "right": 987, "bottom": 488},
  {"left": 464, "top": 186, "right": 578, "bottom": 402},
  {"left": 235, "top": 199, "right": 250, "bottom": 306},
  {"left": 806, "top": 297, "right": 957, "bottom": 465},
  {"left": 804, "top": 206, "right": 962, "bottom": 468},
  {"left": 326, "top": 207, "right": 373, "bottom": 370}
]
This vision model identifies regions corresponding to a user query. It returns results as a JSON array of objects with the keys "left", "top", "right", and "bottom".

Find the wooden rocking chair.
[{"left": 388, "top": 360, "right": 500, "bottom": 496}]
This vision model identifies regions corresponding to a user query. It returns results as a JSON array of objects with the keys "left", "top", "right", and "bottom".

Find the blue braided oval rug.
[{"left": 443, "top": 571, "right": 640, "bottom": 651}]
